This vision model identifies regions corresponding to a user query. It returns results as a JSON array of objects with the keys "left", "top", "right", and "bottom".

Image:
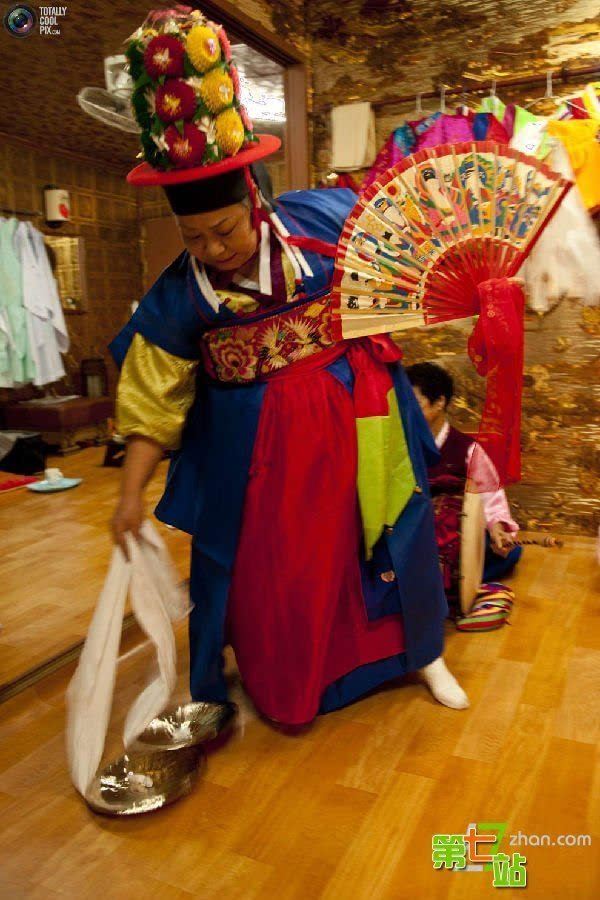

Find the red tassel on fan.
[{"left": 467, "top": 278, "right": 525, "bottom": 486}]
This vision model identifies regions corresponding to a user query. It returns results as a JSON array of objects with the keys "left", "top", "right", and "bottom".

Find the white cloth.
[
  {"left": 0, "top": 218, "right": 28, "bottom": 387},
  {"left": 0, "top": 219, "right": 68, "bottom": 387},
  {"left": 435, "top": 421, "right": 519, "bottom": 534},
  {"left": 330, "top": 102, "right": 376, "bottom": 171},
  {"left": 18, "top": 224, "right": 69, "bottom": 385},
  {"left": 519, "top": 140, "right": 600, "bottom": 313},
  {"left": 65, "top": 520, "right": 189, "bottom": 797}
]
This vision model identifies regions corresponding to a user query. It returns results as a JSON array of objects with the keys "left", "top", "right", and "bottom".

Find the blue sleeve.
[
  {"left": 109, "top": 251, "right": 205, "bottom": 367},
  {"left": 274, "top": 188, "right": 357, "bottom": 244}
]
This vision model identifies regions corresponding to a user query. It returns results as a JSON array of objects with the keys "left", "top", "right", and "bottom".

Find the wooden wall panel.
[{"left": 1, "top": 141, "right": 143, "bottom": 400}]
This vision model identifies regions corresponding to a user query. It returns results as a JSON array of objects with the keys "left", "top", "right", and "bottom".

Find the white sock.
[{"left": 419, "top": 656, "right": 469, "bottom": 709}]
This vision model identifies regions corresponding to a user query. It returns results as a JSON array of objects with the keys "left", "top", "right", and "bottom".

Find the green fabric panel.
[{"left": 356, "top": 386, "right": 416, "bottom": 560}]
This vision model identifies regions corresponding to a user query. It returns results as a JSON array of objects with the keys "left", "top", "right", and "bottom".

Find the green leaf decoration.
[
  {"left": 196, "top": 97, "right": 211, "bottom": 118},
  {"left": 175, "top": 119, "right": 185, "bottom": 137},
  {"left": 131, "top": 88, "right": 152, "bottom": 131},
  {"left": 133, "top": 71, "right": 152, "bottom": 91},
  {"left": 158, "top": 74, "right": 167, "bottom": 86},
  {"left": 140, "top": 131, "right": 162, "bottom": 167},
  {"left": 202, "top": 142, "right": 223, "bottom": 165},
  {"left": 150, "top": 115, "right": 164, "bottom": 136},
  {"left": 125, "top": 41, "right": 145, "bottom": 83},
  {"left": 183, "top": 53, "right": 198, "bottom": 77}
]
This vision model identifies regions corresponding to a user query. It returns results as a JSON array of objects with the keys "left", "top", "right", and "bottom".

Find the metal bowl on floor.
[
  {"left": 130, "top": 701, "right": 236, "bottom": 752},
  {"left": 85, "top": 746, "right": 204, "bottom": 816}
]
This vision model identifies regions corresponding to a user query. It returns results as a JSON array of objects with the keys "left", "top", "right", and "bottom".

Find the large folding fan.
[{"left": 331, "top": 141, "right": 572, "bottom": 339}]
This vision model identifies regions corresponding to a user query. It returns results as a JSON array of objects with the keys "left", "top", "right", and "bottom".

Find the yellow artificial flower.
[
  {"left": 200, "top": 69, "right": 234, "bottom": 114},
  {"left": 186, "top": 25, "right": 221, "bottom": 73},
  {"left": 215, "top": 108, "right": 245, "bottom": 155}
]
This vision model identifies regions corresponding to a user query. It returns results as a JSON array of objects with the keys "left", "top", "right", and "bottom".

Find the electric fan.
[{"left": 77, "top": 55, "right": 139, "bottom": 134}]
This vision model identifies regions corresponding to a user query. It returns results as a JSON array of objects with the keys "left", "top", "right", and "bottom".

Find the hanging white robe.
[
  {"left": 0, "top": 218, "right": 35, "bottom": 387},
  {"left": 16, "top": 223, "right": 68, "bottom": 386},
  {"left": 519, "top": 141, "right": 600, "bottom": 312}
]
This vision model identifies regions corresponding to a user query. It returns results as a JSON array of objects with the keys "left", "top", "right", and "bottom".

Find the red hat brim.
[{"left": 127, "top": 133, "right": 281, "bottom": 186}]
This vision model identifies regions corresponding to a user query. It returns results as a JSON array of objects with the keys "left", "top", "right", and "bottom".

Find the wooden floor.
[
  {"left": 0, "top": 447, "right": 190, "bottom": 689},
  {"left": 0, "top": 499, "right": 598, "bottom": 896}
]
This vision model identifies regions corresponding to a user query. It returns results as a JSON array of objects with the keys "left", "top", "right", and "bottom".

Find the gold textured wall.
[
  {"left": 234, "top": 0, "right": 308, "bottom": 53},
  {"left": 308, "top": 0, "right": 600, "bottom": 177},
  {"left": 0, "top": 140, "right": 143, "bottom": 399},
  {"left": 398, "top": 304, "right": 600, "bottom": 537}
]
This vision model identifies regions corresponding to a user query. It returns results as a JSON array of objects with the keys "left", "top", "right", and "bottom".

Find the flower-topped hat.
[{"left": 125, "top": 5, "right": 280, "bottom": 187}]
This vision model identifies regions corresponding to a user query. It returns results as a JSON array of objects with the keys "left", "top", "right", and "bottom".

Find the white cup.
[{"left": 45, "top": 467, "right": 63, "bottom": 484}]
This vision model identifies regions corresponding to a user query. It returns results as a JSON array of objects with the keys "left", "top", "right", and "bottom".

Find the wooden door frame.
[{"left": 198, "top": 1, "right": 309, "bottom": 190}]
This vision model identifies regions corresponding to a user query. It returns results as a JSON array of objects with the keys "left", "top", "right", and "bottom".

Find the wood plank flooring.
[
  {"left": 0, "top": 500, "right": 598, "bottom": 897},
  {"left": 0, "top": 447, "right": 190, "bottom": 689}
]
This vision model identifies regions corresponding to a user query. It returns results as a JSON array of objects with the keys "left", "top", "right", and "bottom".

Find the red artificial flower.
[
  {"left": 165, "top": 122, "right": 207, "bottom": 167},
  {"left": 217, "top": 26, "right": 232, "bottom": 61},
  {"left": 147, "top": 6, "right": 192, "bottom": 25},
  {"left": 155, "top": 79, "right": 197, "bottom": 123},
  {"left": 144, "top": 35, "right": 185, "bottom": 79},
  {"left": 229, "top": 63, "right": 241, "bottom": 98}
]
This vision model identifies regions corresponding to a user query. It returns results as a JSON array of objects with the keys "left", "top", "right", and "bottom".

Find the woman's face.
[
  {"left": 412, "top": 385, "right": 446, "bottom": 428},
  {"left": 177, "top": 201, "right": 257, "bottom": 271}
]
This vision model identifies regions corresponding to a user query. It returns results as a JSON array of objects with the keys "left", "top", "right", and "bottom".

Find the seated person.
[{"left": 406, "top": 362, "right": 522, "bottom": 600}]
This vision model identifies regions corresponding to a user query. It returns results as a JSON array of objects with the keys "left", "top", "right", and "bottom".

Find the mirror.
[{"left": 44, "top": 235, "right": 87, "bottom": 313}]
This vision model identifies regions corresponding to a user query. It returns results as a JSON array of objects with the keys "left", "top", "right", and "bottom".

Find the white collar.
[
  {"left": 232, "top": 273, "right": 259, "bottom": 290},
  {"left": 434, "top": 419, "right": 450, "bottom": 449}
]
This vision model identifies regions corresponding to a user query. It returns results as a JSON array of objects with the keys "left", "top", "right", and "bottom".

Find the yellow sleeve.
[{"left": 116, "top": 332, "right": 198, "bottom": 450}]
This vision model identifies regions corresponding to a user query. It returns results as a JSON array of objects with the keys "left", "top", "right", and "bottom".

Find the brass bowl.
[
  {"left": 85, "top": 746, "right": 204, "bottom": 817},
  {"left": 130, "top": 701, "right": 236, "bottom": 752}
]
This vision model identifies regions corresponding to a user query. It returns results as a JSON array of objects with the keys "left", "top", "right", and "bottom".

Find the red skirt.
[{"left": 227, "top": 352, "right": 406, "bottom": 725}]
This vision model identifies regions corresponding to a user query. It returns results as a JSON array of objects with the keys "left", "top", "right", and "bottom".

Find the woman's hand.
[
  {"left": 110, "top": 435, "right": 165, "bottom": 557},
  {"left": 489, "top": 522, "right": 515, "bottom": 557},
  {"left": 112, "top": 493, "right": 145, "bottom": 558}
]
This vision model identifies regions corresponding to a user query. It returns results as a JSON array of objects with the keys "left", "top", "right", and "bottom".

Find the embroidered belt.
[{"left": 200, "top": 294, "right": 337, "bottom": 383}]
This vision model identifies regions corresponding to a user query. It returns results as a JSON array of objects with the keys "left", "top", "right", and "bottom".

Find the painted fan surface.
[{"left": 332, "top": 141, "right": 572, "bottom": 339}]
